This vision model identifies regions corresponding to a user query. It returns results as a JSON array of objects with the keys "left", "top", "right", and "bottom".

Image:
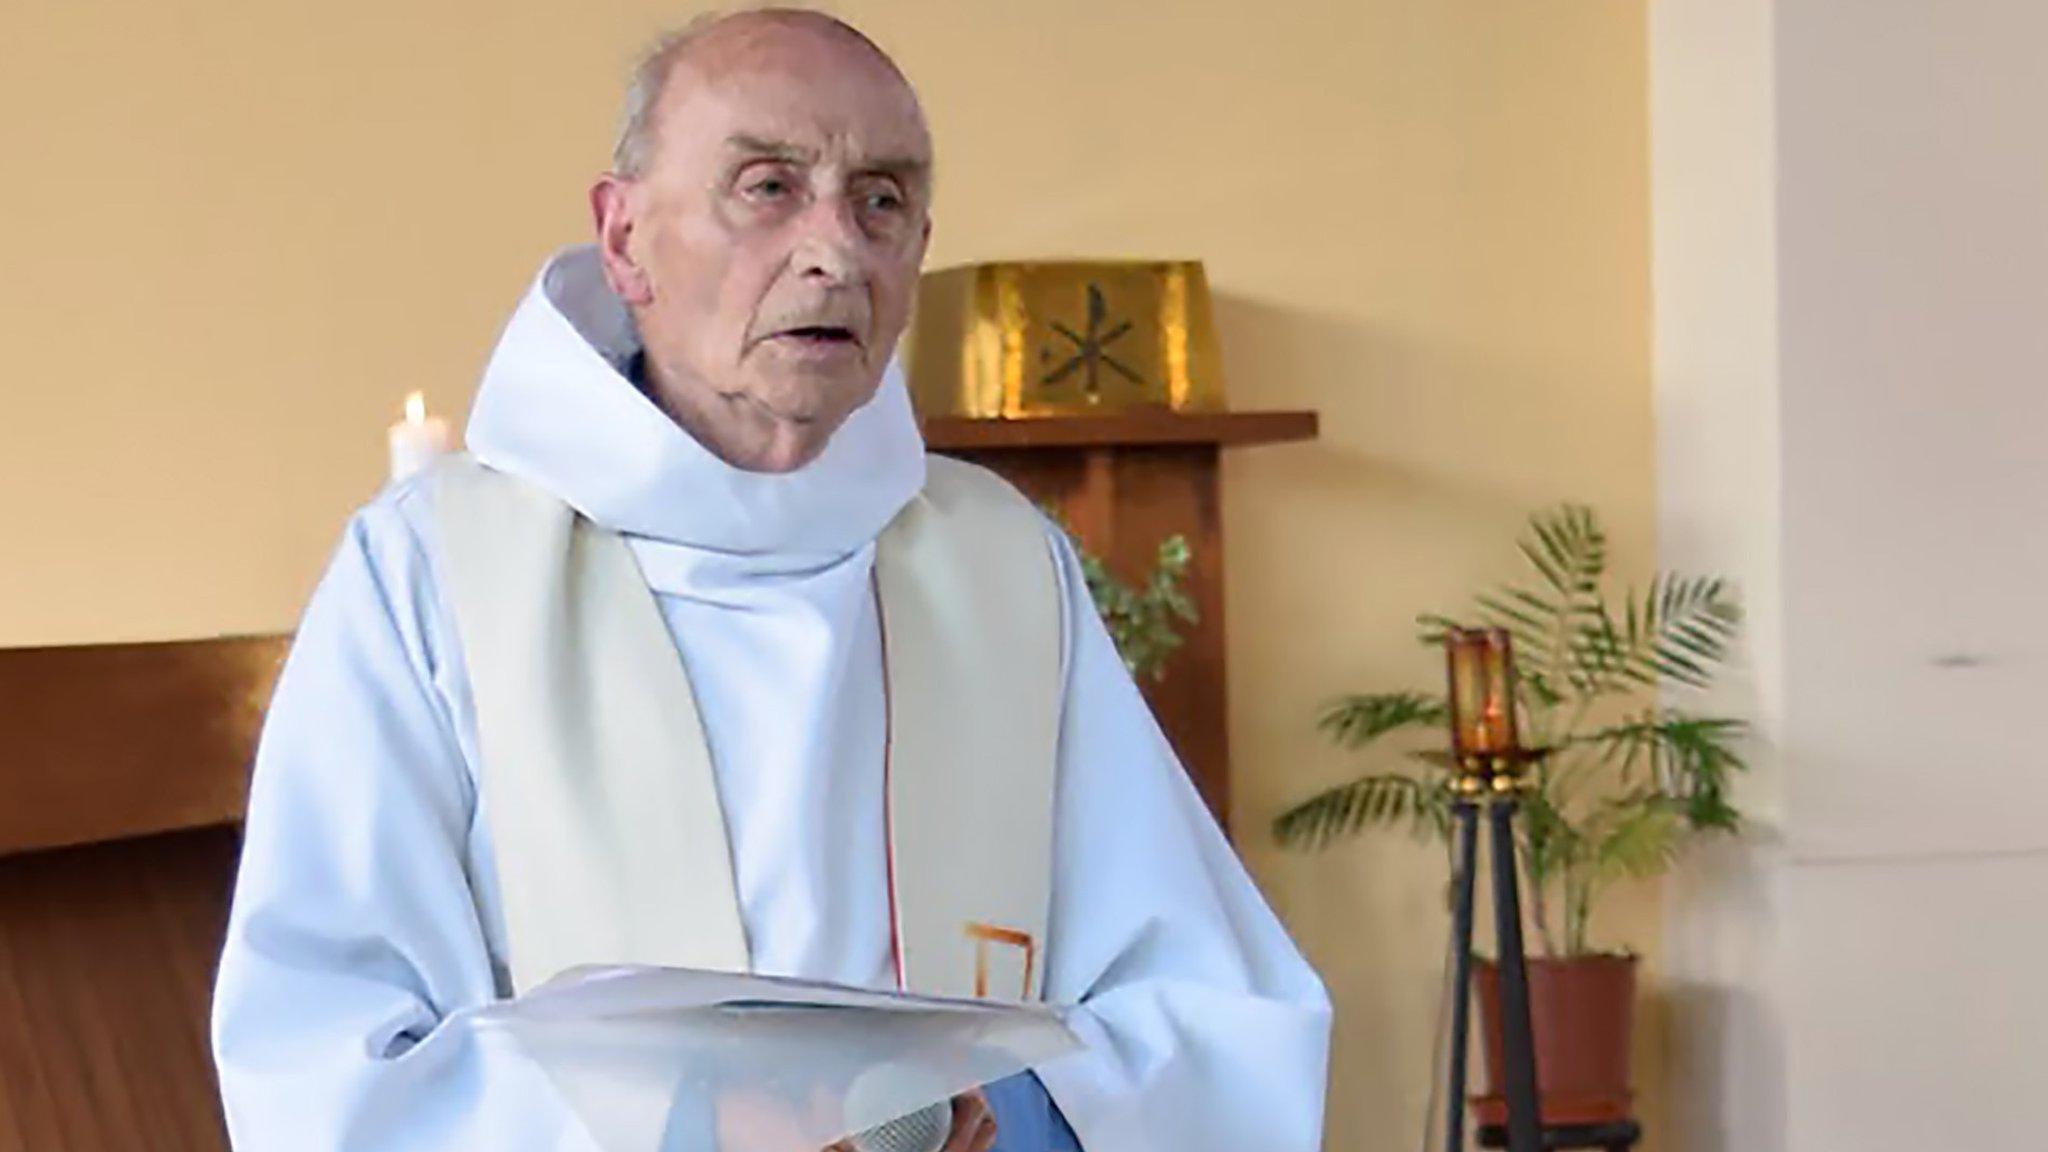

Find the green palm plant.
[{"left": 1272, "top": 505, "right": 1746, "bottom": 957}]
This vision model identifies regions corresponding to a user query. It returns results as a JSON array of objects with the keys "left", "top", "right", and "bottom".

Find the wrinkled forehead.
[{"left": 655, "top": 24, "right": 931, "bottom": 175}]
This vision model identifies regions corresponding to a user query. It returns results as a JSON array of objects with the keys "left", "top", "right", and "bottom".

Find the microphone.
[{"left": 846, "top": 1100, "right": 951, "bottom": 1152}]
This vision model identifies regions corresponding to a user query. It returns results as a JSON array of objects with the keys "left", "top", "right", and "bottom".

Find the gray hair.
[
  {"left": 608, "top": 7, "right": 906, "bottom": 178},
  {"left": 610, "top": 14, "right": 718, "bottom": 178}
]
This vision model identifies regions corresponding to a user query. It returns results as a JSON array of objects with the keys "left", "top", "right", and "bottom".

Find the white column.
[
  {"left": 1650, "top": 2, "right": 1790, "bottom": 1150},
  {"left": 1655, "top": 1, "right": 2048, "bottom": 1148}
]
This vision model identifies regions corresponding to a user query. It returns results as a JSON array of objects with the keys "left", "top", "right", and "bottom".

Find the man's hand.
[
  {"left": 939, "top": 1089, "right": 996, "bottom": 1152},
  {"left": 824, "top": 1089, "right": 996, "bottom": 1152}
]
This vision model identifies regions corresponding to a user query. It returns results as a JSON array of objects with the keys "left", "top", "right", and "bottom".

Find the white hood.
[{"left": 463, "top": 245, "right": 927, "bottom": 559}]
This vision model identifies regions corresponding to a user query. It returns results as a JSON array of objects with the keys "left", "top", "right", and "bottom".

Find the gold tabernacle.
[{"left": 906, "top": 260, "right": 1227, "bottom": 418}]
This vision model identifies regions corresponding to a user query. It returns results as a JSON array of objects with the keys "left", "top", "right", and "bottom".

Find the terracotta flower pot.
[{"left": 1471, "top": 953, "right": 1636, "bottom": 1127}]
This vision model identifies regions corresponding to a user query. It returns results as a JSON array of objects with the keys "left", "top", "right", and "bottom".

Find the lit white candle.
[{"left": 388, "top": 391, "right": 452, "bottom": 483}]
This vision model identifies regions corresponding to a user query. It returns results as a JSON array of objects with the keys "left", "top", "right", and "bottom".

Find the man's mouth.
[{"left": 773, "top": 325, "right": 862, "bottom": 347}]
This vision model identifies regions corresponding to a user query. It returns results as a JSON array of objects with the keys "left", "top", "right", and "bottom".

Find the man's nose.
[{"left": 790, "top": 196, "right": 864, "bottom": 285}]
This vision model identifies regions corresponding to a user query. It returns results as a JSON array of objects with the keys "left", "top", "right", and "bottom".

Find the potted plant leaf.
[
  {"left": 1078, "top": 532, "right": 1196, "bottom": 682},
  {"left": 1045, "top": 508, "right": 1198, "bottom": 683},
  {"left": 1272, "top": 504, "right": 1746, "bottom": 1127}
]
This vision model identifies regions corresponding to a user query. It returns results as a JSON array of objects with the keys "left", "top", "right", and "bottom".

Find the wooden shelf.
[{"left": 921, "top": 409, "right": 1318, "bottom": 451}]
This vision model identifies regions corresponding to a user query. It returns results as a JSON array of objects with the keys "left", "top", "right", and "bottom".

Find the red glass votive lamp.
[{"left": 1444, "top": 627, "right": 1519, "bottom": 762}]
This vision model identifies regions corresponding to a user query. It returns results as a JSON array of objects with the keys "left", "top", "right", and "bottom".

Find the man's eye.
[
  {"left": 744, "top": 177, "right": 791, "bottom": 200},
  {"left": 862, "top": 188, "right": 906, "bottom": 214}
]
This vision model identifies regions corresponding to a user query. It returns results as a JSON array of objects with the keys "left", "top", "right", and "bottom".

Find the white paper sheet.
[{"left": 456, "top": 966, "right": 1080, "bottom": 1152}]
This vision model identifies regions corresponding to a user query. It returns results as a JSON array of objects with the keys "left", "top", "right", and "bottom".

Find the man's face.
[{"left": 594, "top": 24, "right": 932, "bottom": 470}]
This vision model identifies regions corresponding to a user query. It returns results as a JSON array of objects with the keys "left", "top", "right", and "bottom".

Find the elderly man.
[{"left": 211, "top": 9, "right": 1329, "bottom": 1151}]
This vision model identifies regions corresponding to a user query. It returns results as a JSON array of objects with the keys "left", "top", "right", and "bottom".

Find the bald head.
[
  {"left": 588, "top": 8, "right": 934, "bottom": 473},
  {"left": 612, "top": 8, "right": 924, "bottom": 179}
]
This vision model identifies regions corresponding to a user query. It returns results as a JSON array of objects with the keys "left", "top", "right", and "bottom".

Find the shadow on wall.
[
  {"left": 1659, "top": 833, "right": 1791, "bottom": 1152},
  {"left": 1660, "top": 981, "right": 1788, "bottom": 1152},
  {"left": 1210, "top": 289, "right": 1612, "bottom": 521},
  {"left": 1205, "top": 287, "right": 1610, "bottom": 714}
]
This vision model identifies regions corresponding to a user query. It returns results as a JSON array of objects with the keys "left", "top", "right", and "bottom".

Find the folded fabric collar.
[{"left": 463, "top": 245, "right": 927, "bottom": 563}]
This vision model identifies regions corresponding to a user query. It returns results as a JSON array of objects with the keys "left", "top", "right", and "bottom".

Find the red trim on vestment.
[{"left": 873, "top": 570, "right": 906, "bottom": 992}]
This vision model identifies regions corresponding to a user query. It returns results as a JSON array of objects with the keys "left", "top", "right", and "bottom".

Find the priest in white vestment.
[{"left": 211, "top": 9, "right": 1330, "bottom": 1151}]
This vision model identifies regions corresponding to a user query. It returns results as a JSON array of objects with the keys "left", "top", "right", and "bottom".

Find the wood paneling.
[
  {"left": 0, "top": 828, "right": 239, "bottom": 1152},
  {"left": 0, "top": 637, "right": 284, "bottom": 857}
]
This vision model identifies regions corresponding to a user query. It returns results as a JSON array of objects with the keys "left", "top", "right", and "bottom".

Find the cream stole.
[{"left": 430, "top": 454, "right": 1060, "bottom": 1003}]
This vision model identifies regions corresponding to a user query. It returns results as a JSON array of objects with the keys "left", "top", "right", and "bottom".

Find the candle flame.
[{"left": 404, "top": 391, "right": 427, "bottom": 426}]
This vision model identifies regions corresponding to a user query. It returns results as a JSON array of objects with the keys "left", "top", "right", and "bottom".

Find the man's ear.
[
  {"left": 908, "top": 212, "right": 933, "bottom": 272},
  {"left": 590, "top": 175, "right": 654, "bottom": 305}
]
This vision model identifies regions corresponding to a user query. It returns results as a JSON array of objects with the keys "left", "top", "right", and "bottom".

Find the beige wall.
[{"left": 0, "top": 2, "right": 1654, "bottom": 1148}]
